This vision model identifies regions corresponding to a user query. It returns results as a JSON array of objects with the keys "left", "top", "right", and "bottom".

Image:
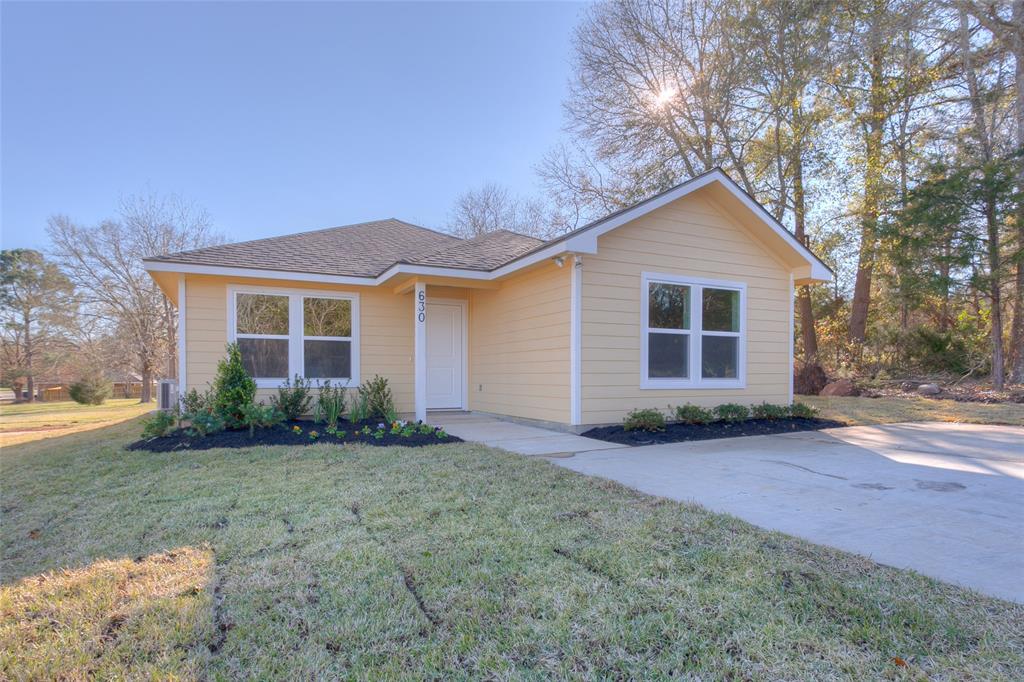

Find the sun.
[{"left": 653, "top": 86, "right": 677, "bottom": 106}]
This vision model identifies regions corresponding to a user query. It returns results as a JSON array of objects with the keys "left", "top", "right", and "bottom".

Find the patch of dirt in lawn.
[
  {"left": 126, "top": 419, "right": 462, "bottom": 452},
  {"left": 582, "top": 417, "right": 845, "bottom": 446}
]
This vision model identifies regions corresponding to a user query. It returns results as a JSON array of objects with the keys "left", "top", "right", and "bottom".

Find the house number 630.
[{"left": 417, "top": 290, "right": 426, "bottom": 323}]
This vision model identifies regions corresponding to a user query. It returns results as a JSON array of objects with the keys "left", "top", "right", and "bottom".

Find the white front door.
[{"left": 426, "top": 301, "right": 464, "bottom": 409}]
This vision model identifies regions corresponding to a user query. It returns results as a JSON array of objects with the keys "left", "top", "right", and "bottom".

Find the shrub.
[
  {"left": 790, "top": 402, "right": 818, "bottom": 419},
  {"left": 751, "top": 403, "right": 790, "bottom": 420},
  {"left": 141, "top": 410, "right": 176, "bottom": 438},
  {"left": 181, "top": 387, "right": 214, "bottom": 415},
  {"left": 623, "top": 408, "right": 666, "bottom": 432},
  {"left": 314, "top": 380, "right": 346, "bottom": 428},
  {"left": 713, "top": 403, "right": 750, "bottom": 422},
  {"left": 69, "top": 374, "right": 111, "bottom": 405},
  {"left": 348, "top": 391, "right": 370, "bottom": 423},
  {"left": 271, "top": 375, "right": 313, "bottom": 421},
  {"left": 211, "top": 343, "right": 256, "bottom": 427},
  {"left": 187, "top": 410, "right": 225, "bottom": 437},
  {"left": 674, "top": 403, "right": 714, "bottom": 424},
  {"left": 359, "top": 375, "right": 394, "bottom": 419},
  {"left": 239, "top": 403, "right": 284, "bottom": 437}
]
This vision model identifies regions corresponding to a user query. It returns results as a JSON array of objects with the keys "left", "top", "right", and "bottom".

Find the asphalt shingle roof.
[
  {"left": 406, "top": 230, "right": 544, "bottom": 270},
  {"left": 146, "top": 219, "right": 472, "bottom": 278}
]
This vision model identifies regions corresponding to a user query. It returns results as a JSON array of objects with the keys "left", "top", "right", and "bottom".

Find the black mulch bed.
[
  {"left": 582, "top": 417, "right": 846, "bottom": 446},
  {"left": 126, "top": 419, "right": 462, "bottom": 453}
]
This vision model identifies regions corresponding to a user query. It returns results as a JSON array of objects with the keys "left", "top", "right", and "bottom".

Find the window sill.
[
  {"left": 640, "top": 378, "right": 746, "bottom": 390},
  {"left": 253, "top": 377, "right": 357, "bottom": 390}
]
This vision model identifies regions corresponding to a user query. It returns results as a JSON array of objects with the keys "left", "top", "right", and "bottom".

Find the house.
[{"left": 144, "top": 169, "right": 831, "bottom": 429}]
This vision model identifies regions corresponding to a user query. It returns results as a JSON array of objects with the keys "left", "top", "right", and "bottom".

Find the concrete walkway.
[
  {"left": 428, "top": 412, "right": 619, "bottom": 457},
  {"left": 554, "top": 423, "right": 1024, "bottom": 603}
]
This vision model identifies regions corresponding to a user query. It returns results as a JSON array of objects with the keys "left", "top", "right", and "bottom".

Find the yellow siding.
[
  {"left": 580, "top": 190, "right": 792, "bottom": 425},
  {"left": 468, "top": 262, "right": 571, "bottom": 423},
  {"left": 183, "top": 275, "right": 415, "bottom": 412}
]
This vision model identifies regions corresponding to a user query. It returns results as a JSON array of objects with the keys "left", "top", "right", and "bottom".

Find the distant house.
[{"left": 144, "top": 169, "right": 830, "bottom": 429}]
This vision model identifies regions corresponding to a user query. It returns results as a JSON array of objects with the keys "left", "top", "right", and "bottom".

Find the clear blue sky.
[{"left": 1, "top": 1, "right": 586, "bottom": 250}]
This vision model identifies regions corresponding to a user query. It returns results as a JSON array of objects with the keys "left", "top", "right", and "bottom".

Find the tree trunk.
[
  {"left": 848, "top": 33, "right": 886, "bottom": 345},
  {"left": 1011, "top": 0, "right": 1024, "bottom": 383},
  {"left": 960, "top": 9, "right": 1005, "bottom": 389},
  {"left": 140, "top": 363, "right": 153, "bottom": 403},
  {"left": 23, "top": 308, "right": 35, "bottom": 403},
  {"left": 791, "top": 148, "right": 820, "bottom": 362},
  {"left": 986, "top": 210, "right": 1006, "bottom": 391},
  {"left": 165, "top": 297, "right": 178, "bottom": 379}
]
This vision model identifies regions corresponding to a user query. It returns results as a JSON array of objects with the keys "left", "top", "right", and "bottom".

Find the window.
[
  {"left": 236, "top": 293, "right": 290, "bottom": 380},
  {"left": 641, "top": 274, "right": 745, "bottom": 389},
  {"left": 229, "top": 287, "right": 359, "bottom": 388},
  {"left": 647, "top": 282, "right": 690, "bottom": 379},
  {"left": 302, "top": 297, "right": 352, "bottom": 379}
]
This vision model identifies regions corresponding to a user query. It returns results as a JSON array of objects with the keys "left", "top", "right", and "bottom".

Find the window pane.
[
  {"left": 238, "top": 338, "right": 288, "bottom": 378},
  {"left": 648, "top": 332, "right": 688, "bottom": 378},
  {"left": 702, "top": 336, "right": 738, "bottom": 379},
  {"left": 304, "top": 340, "right": 351, "bottom": 379},
  {"left": 649, "top": 283, "right": 690, "bottom": 329},
  {"left": 236, "top": 294, "right": 289, "bottom": 335},
  {"left": 304, "top": 298, "right": 352, "bottom": 337},
  {"left": 702, "top": 288, "right": 739, "bottom": 332}
]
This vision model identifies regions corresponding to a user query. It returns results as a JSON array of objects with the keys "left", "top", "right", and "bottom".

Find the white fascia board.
[
  {"left": 144, "top": 242, "right": 583, "bottom": 286},
  {"left": 560, "top": 169, "right": 831, "bottom": 280}
]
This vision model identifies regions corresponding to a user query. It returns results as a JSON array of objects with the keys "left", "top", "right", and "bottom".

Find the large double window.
[
  {"left": 641, "top": 273, "right": 745, "bottom": 389},
  {"left": 229, "top": 287, "right": 358, "bottom": 388}
]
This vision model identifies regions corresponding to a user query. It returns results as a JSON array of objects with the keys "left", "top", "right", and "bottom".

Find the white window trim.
[
  {"left": 640, "top": 272, "right": 746, "bottom": 390},
  {"left": 227, "top": 284, "right": 360, "bottom": 389}
]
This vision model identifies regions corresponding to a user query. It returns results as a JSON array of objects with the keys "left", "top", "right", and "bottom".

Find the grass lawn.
[
  {"left": 0, "top": 399, "right": 154, "bottom": 447},
  {"left": 801, "top": 395, "right": 1024, "bottom": 427},
  {"left": 2, "top": 419, "right": 1022, "bottom": 679}
]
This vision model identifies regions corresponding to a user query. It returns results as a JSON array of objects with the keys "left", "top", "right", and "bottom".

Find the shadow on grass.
[{"left": 0, "top": 546, "right": 214, "bottom": 679}]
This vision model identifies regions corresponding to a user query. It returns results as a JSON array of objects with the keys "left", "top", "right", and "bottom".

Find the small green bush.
[
  {"left": 623, "top": 408, "right": 666, "bottom": 432},
  {"left": 359, "top": 375, "right": 394, "bottom": 419},
  {"left": 211, "top": 343, "right": 256, "bottom": 427},
  {"left": 187, "top": 409, "right": 225, "bottom": 437},
  {"left": 790, "top": 402, "right": 818, "bottom": 419},
  {"left": 314, "top": 380, "right": 346, "bottom": 428},
  {"left": 751, "top": 403, "right": 790, "bottom": 420},
  {"left": 713, "top": 403, "right": 750, "bottom": 422},
  {"left": 182, "top": 387, "right": 214, "bottom": 416},
  {"left": 271, "top": 375, "right": 313, "bottom": 421},
  {"left": 69, "top": 375, "right": 112, "bottom": 405},
  {"left": 239, "top": 402, "right": 283, "bottom": 437},
  {"left": 141, "top": 410, "right": 176, "bottom": 438},
  {"left": 674, "top": 403, "right": 714, "bottom": 424}
]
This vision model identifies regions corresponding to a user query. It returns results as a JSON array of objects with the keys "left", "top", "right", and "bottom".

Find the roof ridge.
[{"left": 387, "top": 218, "right": 464, "bottom": 242}]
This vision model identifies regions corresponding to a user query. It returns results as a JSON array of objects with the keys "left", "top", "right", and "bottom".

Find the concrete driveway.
[{"left": 554, "top": 423, "right": 1024, "bottom": 603}]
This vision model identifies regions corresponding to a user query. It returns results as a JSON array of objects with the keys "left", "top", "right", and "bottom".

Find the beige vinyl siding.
[
  {"left": 468, "top": 261, "right": 571, "bottom": 423},
  {"left": 183, "top": 275, "right": 415, "bottom": 412},
  {"left": 581, "top": 190, "right": 792, "bottom": 425}
]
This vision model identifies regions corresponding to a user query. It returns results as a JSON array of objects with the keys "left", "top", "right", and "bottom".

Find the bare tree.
[
  {"left": 447, "top": 183, "right": 562, "bottom": 239},
  {"left": 47, "top": 193, "right": 220, "bottom": 402}
]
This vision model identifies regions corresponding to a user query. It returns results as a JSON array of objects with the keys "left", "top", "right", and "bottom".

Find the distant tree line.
[{"left": 1, "top": 194, "right": 220, "bottom": 402}]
